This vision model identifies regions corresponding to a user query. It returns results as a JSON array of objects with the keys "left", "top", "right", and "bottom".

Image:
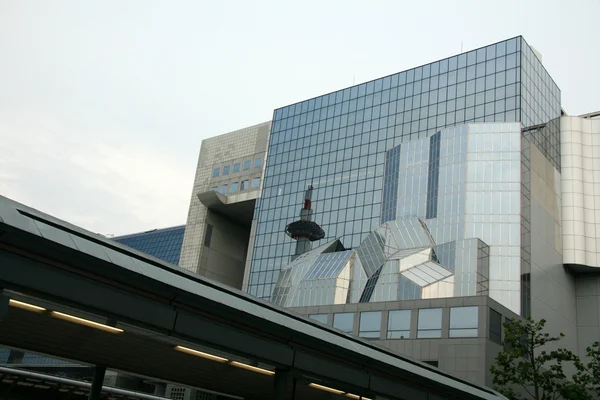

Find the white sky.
[{"left": 1, "top": 0, "right": 598, "bottom": 235}]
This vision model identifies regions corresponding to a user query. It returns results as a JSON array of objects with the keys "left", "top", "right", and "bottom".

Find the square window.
[
  {"left": 233, "top": 163, "right": 240, "bottom": 173},
  {"left": 359, "top": 311, "right": 382, "bottom": 339},
  {"left": 449, "top": 306, "right": 478, "bottom": 338},
  {"left": 333, "top": 313, "right": 354, "bottom": 333},
  {"left": 241, "top": 180, "right": 249, "bottom": 191},
  {"left": 387, "top": 310, "right": 411, "bottom": 339},
  {"left": 244, "top": 160, "right": 252, "bottom": 170},
  {"left": 309, "top": 314, "right": 329, "bottom": 324},
  {"left": 212, "top": 167, "right": 220, "bottom": 177},
  {"left": 417, "top": 308, "right": 442, "bottom": 338},
  {"left": 223, "top": 165, "right": 230, "bottom": 175},
  {"left": 254, "top": 158, "right": 263, "bottom": 168},
  {"left": 251, "top": 178, "right": 261, "bottom": 189}
]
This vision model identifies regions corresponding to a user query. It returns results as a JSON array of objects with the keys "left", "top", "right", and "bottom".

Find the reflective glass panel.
[
  {"left": 233, "top": 163, "right": 241, "bottom": 173},
  {"left": 241, "top": 180, "right": 249, "bottom": 191},
  {"left": 333, "top": 312, "right": 354, "bottom": 333},
  {"left": 387, "top": 310, "right": 411, "bottom": 339},
  {"left": 359, "top": 311, "right": 382, "bottom": 338},
  {"left": 254, "top": 158, "right": 263, "bottom": 168},
  {"left": 417, "top": 308, "right": 442, "bottom": 338},
  {"left": 243, "top": 160, "right": 252, "bottom": 170},
  {"left": 309, "top": 314, "right": 328, "bottom": 324},
  {"left": 229, "top": 182, "right": 239, "bottom": 193},
  {"left": 251, "top": 178, "right": 260, "bottom": 189},
  {"left": 212, "top": 167, "right": 220, "bottom": 177},
  {"left": 449, "top": 306, "right": 478, "bottom": 337}
]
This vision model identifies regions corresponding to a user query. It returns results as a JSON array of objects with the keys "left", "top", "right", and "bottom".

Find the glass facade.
[
  {"left": 387, "top": 309, "right": 411, "bottom": 339},
  {"left": 248, "top": 36, "right": 560, "bottom": 305},
  {"left": 113, "top": 225, "right": 186, "bottom": 265},
  {"left": 358, "top": 311, "right": 382, "bottom": 338},
  {"left": 417, "top": 308, "right": 442, "bottom": 338},
  {"left": 333, "top": 312, "right": 354, "bottom": 333},
  {"left": 449, "top": 306, "right": 478, "bottom": 337}
]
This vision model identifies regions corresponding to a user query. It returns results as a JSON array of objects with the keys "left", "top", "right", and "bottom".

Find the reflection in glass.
[
  {"left": 417, "top": 308, "right": 442, "bottom": 338},
  {"left": 212, "top": 167, "right": 220, "bottom": 177},
  {"left": 333, "top": 313, "right": 354, "bottom": 333},
  {"left": 309, "top": 314, "right": 328, "bottom": 324},
  {"left": 449, "top": 306, "right": 478, "bottom": 337},
  {"left": 359, "top": 311, "right": 382, "bottom": 338},
  {"left": 233, "top": 163, "right": 241, "bottom": 173},
  {"left": 243, "top": 160, "right": 251, "bottom": 170},
  {"left": 223, "top": 165, "right": 230, "bottom": 175},
  {"left": 387, "top": 310, "right": 411, "bottom": 339}
]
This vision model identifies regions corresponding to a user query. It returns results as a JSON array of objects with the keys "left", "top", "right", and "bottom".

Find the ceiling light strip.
[
  {"left": 50, "top": 311, "right": 123, "bottom": 333},
  {"left": 174, "top": 346, "right": 228, "bottom": 362},
  {"left": 229, "top": 361, "right": 275, "bottom": 376},
  {"left": 308, "top": 383, "right": 345, "bottom": 395},
  {"left": 8, "top": 299, "right": 46, "bottom": 312}
]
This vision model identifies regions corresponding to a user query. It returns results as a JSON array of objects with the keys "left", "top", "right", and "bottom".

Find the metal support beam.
[
  {"left": 273, "top": 369, "right": 290, "bottom": 400},
  {"left": 88, "top": 365, "right": 106, "bottom": 400}
]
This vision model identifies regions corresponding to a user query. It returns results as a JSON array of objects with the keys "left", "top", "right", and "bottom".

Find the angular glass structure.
[
  {"left": 248, "top": 36, "right": 560, "bottom": 312},
  {"left": 113, "top": 225, "right": 186, "bottom": 265}
]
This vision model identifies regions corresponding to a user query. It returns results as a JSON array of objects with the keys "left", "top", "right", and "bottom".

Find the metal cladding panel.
[
  {"left": 174, "top": 311, "right": 294, "bottom": 366},
  {"left": 0, "top": 250, "right": 177, "bottom": 331}
]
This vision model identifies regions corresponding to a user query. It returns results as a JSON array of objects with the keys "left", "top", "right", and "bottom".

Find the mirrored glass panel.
[
  {"left": 333, "top": 312, "right": 354, "bottom": 333},
  {"left": 417, "top": 308, "right": 442, "bottom": 338},
  {"left": 449, "top": 306, "right": 478, "bottom": 337},
  {"left": 387, "top": 310, "right": 411, "bottom": 339},
  {"left": 359, "top": 311, "right": 382, "bottom": 338},
  {"left": 308, "top": 313, "right": 328, "bottom": 324}
]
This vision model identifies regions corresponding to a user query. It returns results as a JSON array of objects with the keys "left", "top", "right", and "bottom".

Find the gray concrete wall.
[
  {"left": 179, "top": 121, "right": 271, "bottom": 278},
  {"left": 290, "top": 296, "right": 520, "bottom": 387},
  {"left": 575, "top": 275, "right": 600, "bottom": 360},
  {"left": 198, "top": 210, "right": 250, "bottom": 289}
]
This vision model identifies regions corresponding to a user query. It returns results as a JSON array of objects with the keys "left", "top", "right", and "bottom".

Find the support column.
[
  {"left": 88, "top": 365, "right": 106, "bottom": 400},
  {"left": 273, "top": 369, "right": 290, "bottom": 400}
]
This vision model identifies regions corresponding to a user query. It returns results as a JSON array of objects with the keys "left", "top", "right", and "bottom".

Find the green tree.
[
  {"left": 490, "top": 318, "right": 587, "bottom": 400},
  {"left": 574, "top": 341, "right": 600, "bottom": 397}
]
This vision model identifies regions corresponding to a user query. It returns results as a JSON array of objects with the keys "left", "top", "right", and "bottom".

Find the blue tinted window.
[
  {"left": 212, "top": 167, "right": 220, "bottom": 177},
  {"left": 254, "top": 158, "right": 263, "bottom": 168},
  {"left": 113, "top": 225, "right": 186, "bottom": 265},
  {"left": 219, "top": 184, "right": 227, "bottom": 194},
  {"left": 230, "top": 182, "right": 239, "bottom": 193},
  {"left": 233, "top": 163, "right": 241, "bottom": 173},
  {"left": 241, "top": 180, "right": 249, "bottom": 190},
  {"left": 333, "top": 313, "right": 354, "bottom": 333},
  {"left": 417, "top": 308, "right": 442, "bottom": 338},
  {"left": 243, "top": 160, "right": 251, "bottom": 170},
  {"left": 309, "top": 314, "right": 328, "bottom": 324},
  {"left": 251, "top": 178, "right": 260, "bottom": 189},
  {"left": 223, "top": 165, "right": 230, "bottom": 175}
]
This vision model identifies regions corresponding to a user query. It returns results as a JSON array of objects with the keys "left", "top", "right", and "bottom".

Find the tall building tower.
[{"left": 284, "top": 185, "right": 325, "bottom": 260}]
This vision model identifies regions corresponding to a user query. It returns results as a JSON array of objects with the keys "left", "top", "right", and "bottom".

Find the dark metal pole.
[
  {"left": 274, "top": 369, "right": 290, "bottom": 400},
  {"left": 87, "top": 366, "right": 106, "bottom": 400}
]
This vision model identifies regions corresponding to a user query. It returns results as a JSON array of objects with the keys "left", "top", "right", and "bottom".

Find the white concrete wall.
[{"left": 561, "top": 116, "right": 600, "bottom": 267}]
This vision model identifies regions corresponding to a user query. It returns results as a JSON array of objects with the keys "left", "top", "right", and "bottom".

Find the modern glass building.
[
  {"left": 113, "top": 225, "right": 186, "bottom": 265},
  {"left": 247, "top": 36, "right": 561, "bottom": 311}
]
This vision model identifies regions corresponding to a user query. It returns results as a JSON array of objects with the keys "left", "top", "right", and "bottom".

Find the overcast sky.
[{"left": 1, "top": 0, "right": 598, "bottom": 236}]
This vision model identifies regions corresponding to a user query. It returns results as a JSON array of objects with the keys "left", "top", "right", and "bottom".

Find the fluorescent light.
[
  {"left": 174, "top": 346, "right": 228, "bottom": 362},
  {"left": 309, "top": 383, "right": 344, "bottom": 395},
  {"left": 230, "top": 361, "right": 275, "bottom": 376},
  {"left": 50, "top": 311, "right": 123, "bottom": 333},
  {"left": 347, "top": 394, "right": 371, "bottom": 400},
  {"left": 9, "top": 299, "right": 46, "bottom": 312}
]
